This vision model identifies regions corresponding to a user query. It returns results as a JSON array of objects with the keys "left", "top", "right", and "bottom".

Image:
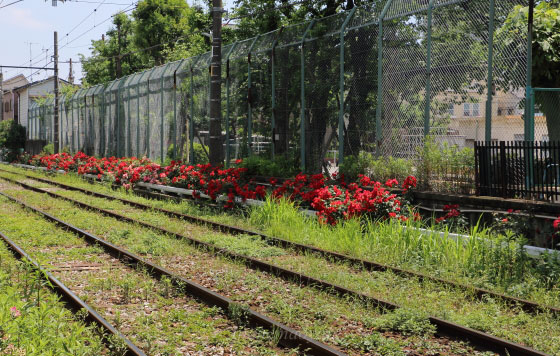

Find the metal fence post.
[
  {"left": 424, "top": 0, "right": 435, "bottom": 138},
  {"left": 146, "top": 69, "right": 156, "bottom": 158},
  {"left": 173, "top": 60, "right": 185, "bottom": 161},
  {"left": 485, "top": 0, "right": 495, "bottom": 142},
  {"left": 375, "top": 0, "right": 394, "bottom": 151},
  {"left": 529, "top": 87, "right": 535, "bottom": 141},
  {"left": 189, "top": 56, "right": 202, "bottom": 164},
  {"left": 84, "top": 95, "right": 88, "bottom": 153},
  {"left": 271, "top": 28, "right": 283, "bottom": 159},
  {"left": 117, "top": 79, "right": 127, "bottom": 157},
  {"left": 127, "top": 80, "right": 131, "bottom": 156},
  {"left": 338, "top": 7, "right": 357, "bottom": 165},
  {"left": 161, "top": 63, "right": 172, "bottom": 163},
  {"left": 71, "top": 97, "right": 75, "bottom": 151},
  {"left": 524, "top": 0, "right": 535, "bottom": 141},
  {"left": 225, "top": 42, "right": 238, "bottom": 167},
  {"left": 136, "top": 71, "right": 147, "bottom": 157},
  {"left": 300, "top": 19, "right": 316, "bottom": 172},
  {"left": 247, "top": 35, "right": 261, "bottom": 156}
]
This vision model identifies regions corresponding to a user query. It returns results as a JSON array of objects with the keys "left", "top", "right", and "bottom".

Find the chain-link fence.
[{"left": 28, "top": 0, "right": 533, "bottom": 181}]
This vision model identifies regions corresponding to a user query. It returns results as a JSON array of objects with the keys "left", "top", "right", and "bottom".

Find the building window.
[
  {"left": 472, "top": 103, "right": 480, "bottom": 117},
  {"left": 447, "top": 103, "right": 454, "bottom": 116},
  {"left": 463, "top": 103, "right": 471, "bottom": 116}
]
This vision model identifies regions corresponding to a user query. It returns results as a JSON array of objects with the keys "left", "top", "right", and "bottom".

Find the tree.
[
  {"left": 498, "top": 0, "right": 560, "bottom": 141},
  {"left": 133, "top": 0, "right": 206, "bottom": 66},
  {"left": 80, "top": 13, "right": 142, "bottom": 85}
]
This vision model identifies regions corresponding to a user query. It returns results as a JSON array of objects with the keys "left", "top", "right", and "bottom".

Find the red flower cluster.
[
  {"left": 554, "top": 217, "right": 560, "bottom": 231},
  {"left": 272, "top": 173, "right": 405, "bottom": 225},
  {"left": 435, "top": 204, "right": 461, "bottom": 224},
  {"left": 24, "top": 152, "right": 417, "bottom": 225}
]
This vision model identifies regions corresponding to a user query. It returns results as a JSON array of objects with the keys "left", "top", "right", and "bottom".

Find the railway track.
[
  {"left": 1, "top": 166, "right": 558, "bottom": 317},
  {"left": 0, "top": 190, "right": 344, "bottom": 356},
  {"left": 0, "top": 170, "right": 553, "bottom": 356},
  {"left": 0, "top": 231, "right": 145, "bottom": 356}
]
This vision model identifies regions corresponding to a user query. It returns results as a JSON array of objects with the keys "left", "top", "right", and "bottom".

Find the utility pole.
[
  {"left": 54, "top": 31, "right": 60, "bottom": 153},
  {"left": 0, "top": 70, "right": 4, "bottom": 122},
  {"left": 209, "top": 0, "right": 223, "bottom": 165}
]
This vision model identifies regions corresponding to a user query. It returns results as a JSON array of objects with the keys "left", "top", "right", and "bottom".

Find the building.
[
  {"left": 442, "top": 88, "right": 549, "bottom": 147},
  {"left": 1, "top": 74, "right": 29, "bottom": 123},
  {"left": 12, "top": 76, "right": 72, "bottom": 130}
]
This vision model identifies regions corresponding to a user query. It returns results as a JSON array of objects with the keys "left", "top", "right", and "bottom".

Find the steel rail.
[
  {"left": 0, "top": 231, "right": 146, "bottom": 356},
  {"left": 0, "top": 190, "right": 346, "bottom": 356},
  {"left": 0, "top": 175, "right": 551, "bottom": 356},
  {"left": 2, "top": 167, "right": 558, "bottom": 317}
]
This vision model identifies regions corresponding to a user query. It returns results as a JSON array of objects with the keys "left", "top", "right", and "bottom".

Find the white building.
[{"left": 13, "top": 76, "right": 72, "bottom": 130}]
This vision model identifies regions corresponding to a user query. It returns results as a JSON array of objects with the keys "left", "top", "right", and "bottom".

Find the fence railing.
[
  {"left": 26, "top": 0, "right": 530, "bottom": 177},
  {"left": 475, "top": 141, "right": 560, "bottom": 201}
]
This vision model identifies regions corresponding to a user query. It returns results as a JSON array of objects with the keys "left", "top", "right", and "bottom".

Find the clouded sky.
[{"left": 0, "top": 0, "right": 229, "bottom": 85}]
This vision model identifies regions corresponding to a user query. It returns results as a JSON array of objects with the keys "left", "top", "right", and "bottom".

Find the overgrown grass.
[
  {"left": 0, "top": 180, "right": 501, "bottom": 356},
  {"left": 250, "top": 196, "right": 560, "bottom": 305},
  {"left": 0, "top": 242, "right": 106, "bottom": 355}
]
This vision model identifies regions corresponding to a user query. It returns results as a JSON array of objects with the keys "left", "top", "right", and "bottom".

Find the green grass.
[
  {"left": 0, "top": 194, "right": 292, "bottom": 356},
  {"left": 0, "top": 179, "right": 498, "bottom": 356},
  {"left": 0, "top": 241, "right": 106, "bottom": 356},
  {"left": 4, "top": 166, "right": 560, "bottom": 354}
]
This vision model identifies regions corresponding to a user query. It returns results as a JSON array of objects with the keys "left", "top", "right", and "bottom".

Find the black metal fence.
[{"left": 475, "top": 141, "right": 560, "bottom": 201}]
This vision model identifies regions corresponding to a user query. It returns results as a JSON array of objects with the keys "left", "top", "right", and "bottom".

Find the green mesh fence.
[{"left": 27, "top": 0, "right": 533, "bottom": 180}]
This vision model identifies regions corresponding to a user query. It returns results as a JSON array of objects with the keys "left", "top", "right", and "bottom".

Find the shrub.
[
  {"left": 0, "top": 120, "right": 26, "bottom": 162},
  {"left": 193, "top": 143, "right": 209, "bottom": 164},
  {"left": 42, "top": 143, "right": 54, "bottom": 155},
  {"left": 339, "top": 152, "right": 372, "bottom": 182},
  {"left": 238, "top": 154, "right": 299, "bottom": 177},
  {"left": 340, "top": 152, "right": 414, "bottom": 184}
]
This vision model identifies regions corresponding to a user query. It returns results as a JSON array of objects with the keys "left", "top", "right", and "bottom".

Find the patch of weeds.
[
  {"left": 337, "top": 332, "right": 405, "bottom": 355},
  {"left": 228, "top": 302, "right": 251, "bottom": 326},
  {"left": 375, "top": 308, "right": 436, "bottom": 336},
  {"left": 107, "top": 333, "right": 128, "bottom": 356}
]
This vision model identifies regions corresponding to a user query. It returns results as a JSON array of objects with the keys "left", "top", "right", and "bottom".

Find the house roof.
[{"left": 13, "top": 76, "right": 73, "bottom": 93}]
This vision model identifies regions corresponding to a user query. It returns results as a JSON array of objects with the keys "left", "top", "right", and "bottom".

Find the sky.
[{"left": 0, "top": 0, "right": 232, "bottom": 86}]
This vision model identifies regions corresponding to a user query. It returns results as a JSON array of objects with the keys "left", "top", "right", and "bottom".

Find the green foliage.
[
  {"left": 336, "top": 332, "right": 404, "bottom": 355},
  {"left": 0, "top": 120, "right": 26, "bottom": 162},
  {"left": 0, "top": 120, "right": 26, "bottom": 150},
  {"left": 0, "top": 249, "right": 104, "bottom": 355},
  {"left": 339, "top": 152, "right": 414, "bottom": 184},
  {"left": 238, "top": 154, "right": 299, "bottom": 177},
  {"left": 339, "top": 152, "right": 373, "bottom": 182},
  {"left": 133, "top": 0, "right": 208, "bottom": 65},
  {"left": 418, "top": 137, "right": 474, "bottom": 192},
  {"left": 374, "top": 309, "right": 436, "bottom": 336},
  {"left": 498, "top": 1, "right": 560, "bottom": 140},
  {"left": 81, "top": 0, "right": 209, "bottom": 85},
  {"left": 42, "top": 143, "right": 54, "bottom": 155},
  {"left": 193, "top": 143, "right": 209, "bottom": 164}
]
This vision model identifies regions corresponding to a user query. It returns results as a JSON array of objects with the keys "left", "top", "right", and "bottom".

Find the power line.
[
  {"left": 0, "top": 0, "right": 23, "bottom": 9},
  {"left": 59, "top": 3, "right": 136, "bottom": 51}
]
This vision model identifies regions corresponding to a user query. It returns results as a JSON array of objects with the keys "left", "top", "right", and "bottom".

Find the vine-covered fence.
[{"left": 28, "top": 0, "right": 534, "bottom": 176}]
